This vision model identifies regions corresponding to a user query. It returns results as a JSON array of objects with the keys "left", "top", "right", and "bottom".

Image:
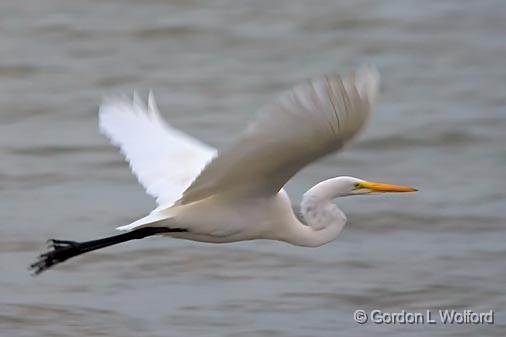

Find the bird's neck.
[{"left": 286, "top": 179, "right": 347, "bottom": 247}]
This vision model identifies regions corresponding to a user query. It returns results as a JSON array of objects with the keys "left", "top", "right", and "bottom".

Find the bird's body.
[
  {"left": 31, "top": 65, "right": 417, "bottom": 275},
  {"left": 158, "top": 189, "right": 296, "bottom": 244},
  {"left": 137, "top": 186, "right": 344, "bottom": 246}
]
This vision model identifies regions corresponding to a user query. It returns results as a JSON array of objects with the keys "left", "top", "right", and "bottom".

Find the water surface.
[{"left": 1, "top": 1, "right": 505, "bottom": 336}]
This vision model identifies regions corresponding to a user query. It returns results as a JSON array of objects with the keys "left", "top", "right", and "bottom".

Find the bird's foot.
[{"left": 30, "top": 239, "right": 81, "bottom": 276}]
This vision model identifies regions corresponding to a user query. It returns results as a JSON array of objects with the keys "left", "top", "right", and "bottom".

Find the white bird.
[{"left": 31, "top": 66, "right": 416, "bottom": 275}]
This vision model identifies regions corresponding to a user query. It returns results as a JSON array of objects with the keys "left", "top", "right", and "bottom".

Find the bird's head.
[
  {"left": 304, "top": 176, "right": 417, "bottom": 202},
  {"left": 325, "top": 176, "right": 417, "bottom": 197}
]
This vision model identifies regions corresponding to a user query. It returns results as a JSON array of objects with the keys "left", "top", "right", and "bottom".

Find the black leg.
[{"left": 30, "top": 227, "right": 187, "bottom": 275}]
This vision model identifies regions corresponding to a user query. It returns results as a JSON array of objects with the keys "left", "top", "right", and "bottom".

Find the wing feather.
[
  {"left": 99, "top": 92, "right": 216, "bottom": 207},
  {"left": 178, "top": 66, "right": 379, "bottom": 205}
]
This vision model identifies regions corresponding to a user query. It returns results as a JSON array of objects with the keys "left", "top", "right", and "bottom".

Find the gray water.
[{"left": 1, "top": 1, "right": 505, "bottom": 336}]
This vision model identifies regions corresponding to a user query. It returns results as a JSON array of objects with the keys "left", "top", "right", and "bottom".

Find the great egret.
[{"left": 30, "top": 66, "right": 416, "bottom": 275}]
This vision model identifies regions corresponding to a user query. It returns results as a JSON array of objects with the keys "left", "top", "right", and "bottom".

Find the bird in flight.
[{"left": 30, "top": 66, "right": 416, "bottom": 275}]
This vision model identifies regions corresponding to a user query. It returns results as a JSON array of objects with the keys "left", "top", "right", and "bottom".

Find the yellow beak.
[{"left": 358, "top": 181, "right": 418, "bottom": 193}]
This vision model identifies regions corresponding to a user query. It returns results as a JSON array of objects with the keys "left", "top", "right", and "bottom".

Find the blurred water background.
[{"left": 1, "top": 1, "right": 505, "bottom": 336}]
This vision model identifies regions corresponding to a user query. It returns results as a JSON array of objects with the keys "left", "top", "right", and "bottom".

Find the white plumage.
[
  {"left": 178, "top": 66, "right": 379, "bottom": 205},
  {"left": 30, "top": 65, "right": 419, "bottom": 275},
  {"left": 97, "top": 66, "right": 397, "bottom": 239},
  {"left": 99, "top": 92, "right": 216, "bottom": 229}
]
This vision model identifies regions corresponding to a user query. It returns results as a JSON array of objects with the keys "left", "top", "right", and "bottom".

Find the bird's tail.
[
  {"left": 29, "top": 226, "right": 186, "bottom": 275},
  {"left": 115, "top": 211, "right": 170, "bottom": 231}
]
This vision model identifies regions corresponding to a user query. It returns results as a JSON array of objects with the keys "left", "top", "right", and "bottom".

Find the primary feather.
[
  {"left": 178, "top": 65, "right": 379, "bottom": 205},
  {"left": 99, "top": 92, "right": 216, "bottom": 208}
]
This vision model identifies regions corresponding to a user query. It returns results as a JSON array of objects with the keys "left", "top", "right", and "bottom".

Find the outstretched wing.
[
  {"left": 99, "top": 92, "right": 216, "bottom": 207},
  {"left": 178, "top": 66, "right": 379, "bottom": 205}
]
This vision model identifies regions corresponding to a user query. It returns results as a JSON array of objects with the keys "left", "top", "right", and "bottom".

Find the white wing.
[
  {"left": 99, "top": 92, "right": 216, "bottom": 208},
  {"left": 178, "top": 66, "right": 379, "bottom": 205}
]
